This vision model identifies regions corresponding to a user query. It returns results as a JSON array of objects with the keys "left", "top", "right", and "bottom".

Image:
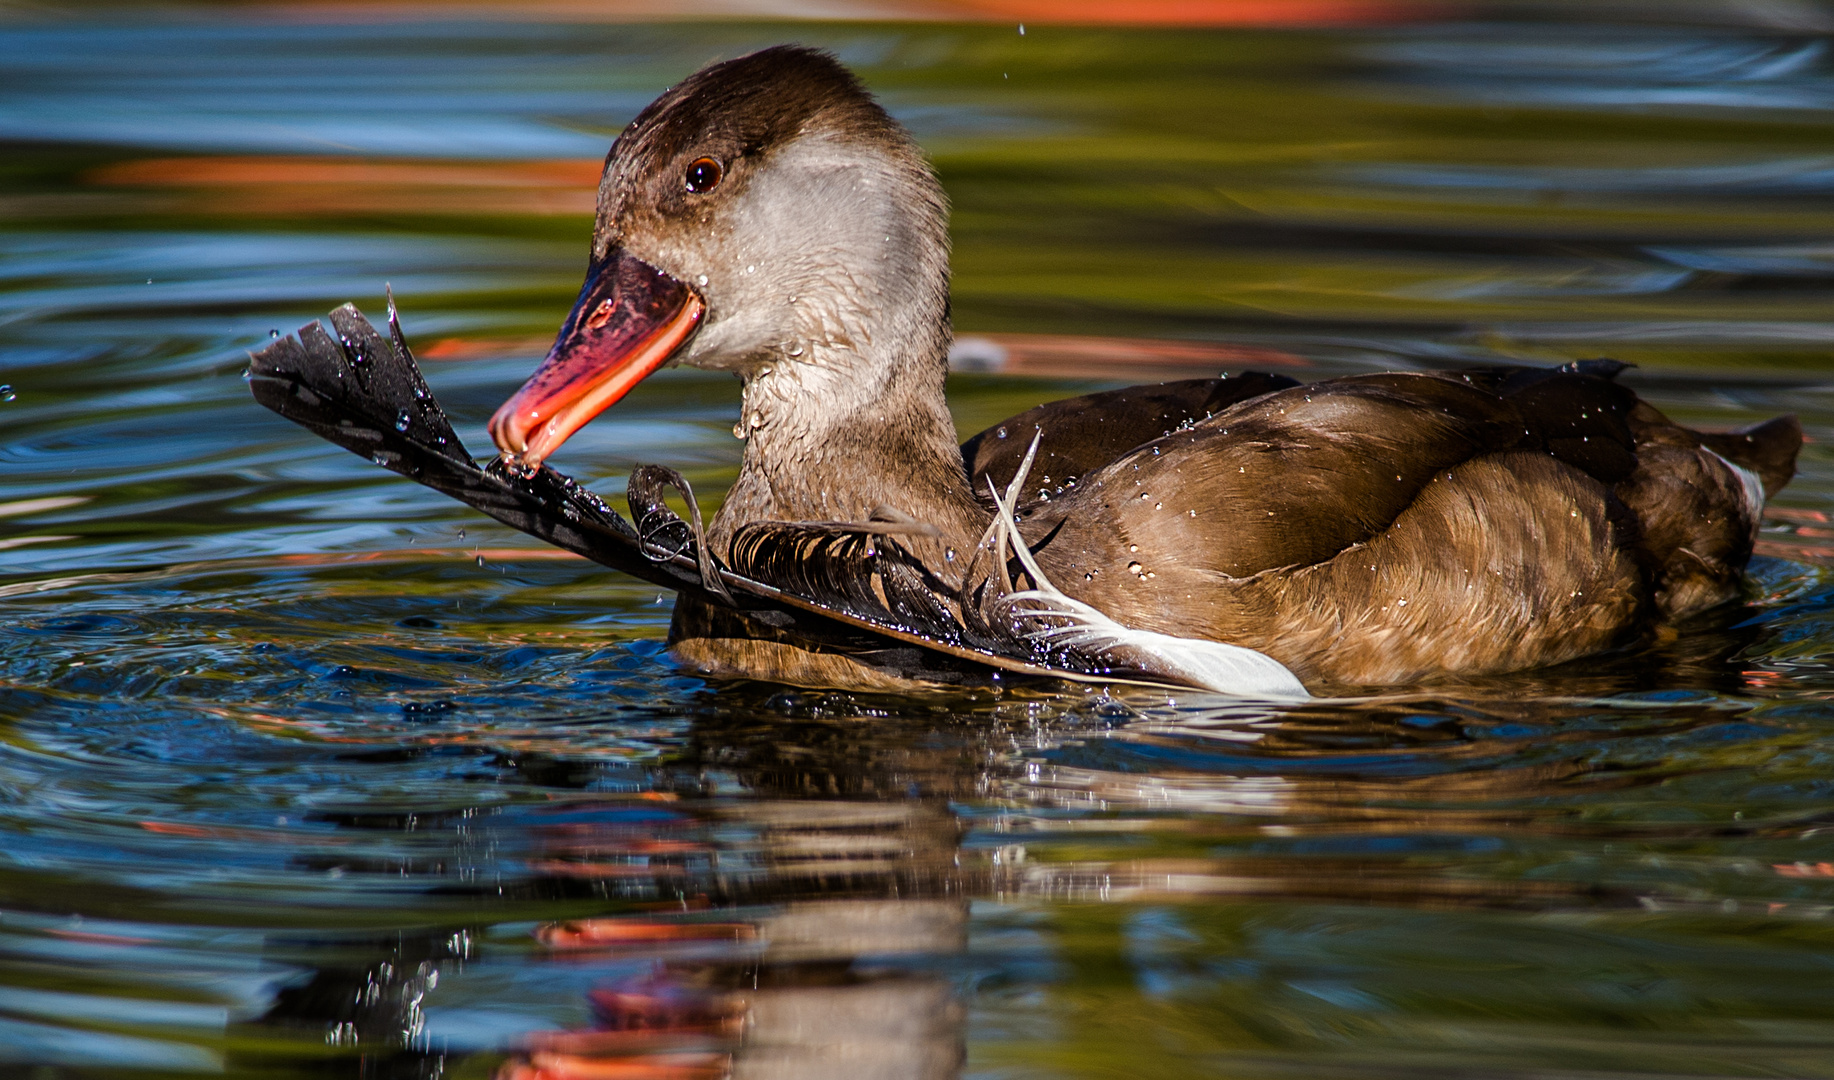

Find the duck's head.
[{"left": 490, "top": 46, "right": 951, "bottom": 467}]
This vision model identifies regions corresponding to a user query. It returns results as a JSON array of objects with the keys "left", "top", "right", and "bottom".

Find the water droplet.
[
  {"left": 394, "top": 409, "right": 412, "bottom": 432},
  {"left": 945, "top": 548, "right": 956, "bottom": 562},
  {"left": 1128, "top": 544, "right": 1138, "bottom": 552},
  {"left": 1139, "top": 492, "right": 1150, "bottom": 500},
  {"left": 456, "top": 528, "right": 465, "bottom": 540},
  {"left": 1154, "top": 503, "right": 1162, "bottom": 510},
  {"left": 475, "top": 554, "right": 486, "bottom": 568},
  {"left": 0, "top": 385, "right": 14, "bottom": 403},
  {"left": 1083, "top": 572, "right": 1094, "bottom": 580},
  {"left": 745, "top": 265, "right": 755, "bottom": 274},
  {"left": 1018, "top": 21, "right": 1025, "bottom": 33},
  {"left": 696, "top": 274, "right": 708, "bottom": 287},
  {"left": 787, "top": 344, "right": 803, "bottom": 357},
  {"left": 240, "top": 368, "right": 252, "bottom": 382},
  {"left": 1127, "top": 561, "right": 1143, "bottom": 575},
  {"left": 996, "top": 427, "right": 1007, "bottom": 439},
  {"left": 268, "top": 329, "right": 280, "bottom": 339}
]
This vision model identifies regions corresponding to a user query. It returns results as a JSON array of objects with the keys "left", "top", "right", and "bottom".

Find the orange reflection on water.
[
  {"left": 1775, "top": 862, "right": 1834, "bottom": 877},
  {"left": 958, "top": 332, "right": 1307, "bottom": 377},
  {"left": 88, "top": 156, "right": 600, "bottom": 217},
  {"left": 943, "top": 0, "right": 1447, "bottom": 24},
  {"left": 269, "top": 0, "right": 1448, "bottom": 26}
]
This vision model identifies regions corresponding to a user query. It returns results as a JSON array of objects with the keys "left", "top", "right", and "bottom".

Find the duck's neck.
[{"left": 709, "top": 335, "right": 989, "bottom": 574}]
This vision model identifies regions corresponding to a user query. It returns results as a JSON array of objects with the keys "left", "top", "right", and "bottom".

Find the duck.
[{"left": 407, "top": 46, "right": 1804, "bottom": 696}]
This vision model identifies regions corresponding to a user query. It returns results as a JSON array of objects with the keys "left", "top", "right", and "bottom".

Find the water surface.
[{"left": 6, "top": 11, "right": 1834, "bottom": 1078}]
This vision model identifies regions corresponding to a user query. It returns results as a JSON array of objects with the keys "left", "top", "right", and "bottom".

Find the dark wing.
[
  {"left": 249, "top": 303, "right": 704, "bottom": 596},
  {"left": 961, "top": 373, "right": 1300, "bottom": 499},
  {"left": 1445, "top": 360, "right": 1640, "bottom": 482},
  {"left": 1011, "top": 359, "right": 1798, "bottom": 631},
  {"left": 725, "top": 523, "right": 966, "bottom": 647},
  {"left": 1039, "top": 373, "right": 1531, "bottom": 579},
  {"left": 1021, "top": 366, "right": 1650, "bottom": 586}
]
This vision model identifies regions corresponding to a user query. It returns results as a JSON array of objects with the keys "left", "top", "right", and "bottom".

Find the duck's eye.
[{"left": 684, "top": 157, "right": 724, "bottom": 194}]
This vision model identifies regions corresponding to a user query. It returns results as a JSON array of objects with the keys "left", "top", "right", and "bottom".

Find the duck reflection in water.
[
  {"left": 249, "top": 593, "right": 1781, "bottom": 1079},
  {"left": 499, "top": 799, "right": 969, "bottom": 1080},
  {"left": 257, "top": 714, "right": 980, "bottom": 1080}
]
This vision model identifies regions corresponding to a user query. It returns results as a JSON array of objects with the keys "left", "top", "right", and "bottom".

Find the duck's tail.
[{"left": 1699, "top": 414, "right": 1801, "bottom": 499}]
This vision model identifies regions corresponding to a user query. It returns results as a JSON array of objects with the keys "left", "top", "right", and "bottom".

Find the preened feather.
[
  {"left": 981, "top": 433, "right": 1310, "bottom": 700},
  {"left": 628, "top": 464, "right": 732, "bottom": 604},
  {"left": 247, "top": 304, "right": 703, "bottom": 597}
]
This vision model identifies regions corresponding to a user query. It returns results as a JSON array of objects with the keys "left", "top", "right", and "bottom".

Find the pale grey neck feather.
[
  {"left": 713, "top": 345, "right": 986, "bottom": 565},
  {"left": 639, "top": 130, "right": 986, "bottom": 558},
  {"left": 662, "top": 130, "right": 950, "bottom": 380}
]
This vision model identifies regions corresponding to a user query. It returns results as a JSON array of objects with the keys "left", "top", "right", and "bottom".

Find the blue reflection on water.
[
  {"left": 1366, "top": 30, "right": 1834, "bottom": 111},
  {"left": 0, "top": 21, "right": 1045, "bottom": 157}
]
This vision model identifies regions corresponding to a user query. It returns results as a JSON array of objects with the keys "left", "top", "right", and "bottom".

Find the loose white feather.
[
  {"left": 986, "top": 432, "right": 1310, "bottom": 700},
  {"left": 1707, "top": 448, "right": 1765, "bottom": 525}
]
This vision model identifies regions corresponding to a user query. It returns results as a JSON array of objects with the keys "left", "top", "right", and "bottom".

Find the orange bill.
[{"left": 490, "top": 249, "right": 703, "bottom": 466}]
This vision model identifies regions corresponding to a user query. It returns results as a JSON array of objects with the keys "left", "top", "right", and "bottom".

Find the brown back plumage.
[{"left": 949, "top": 362, "right": 1798, "bottom": 686}]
